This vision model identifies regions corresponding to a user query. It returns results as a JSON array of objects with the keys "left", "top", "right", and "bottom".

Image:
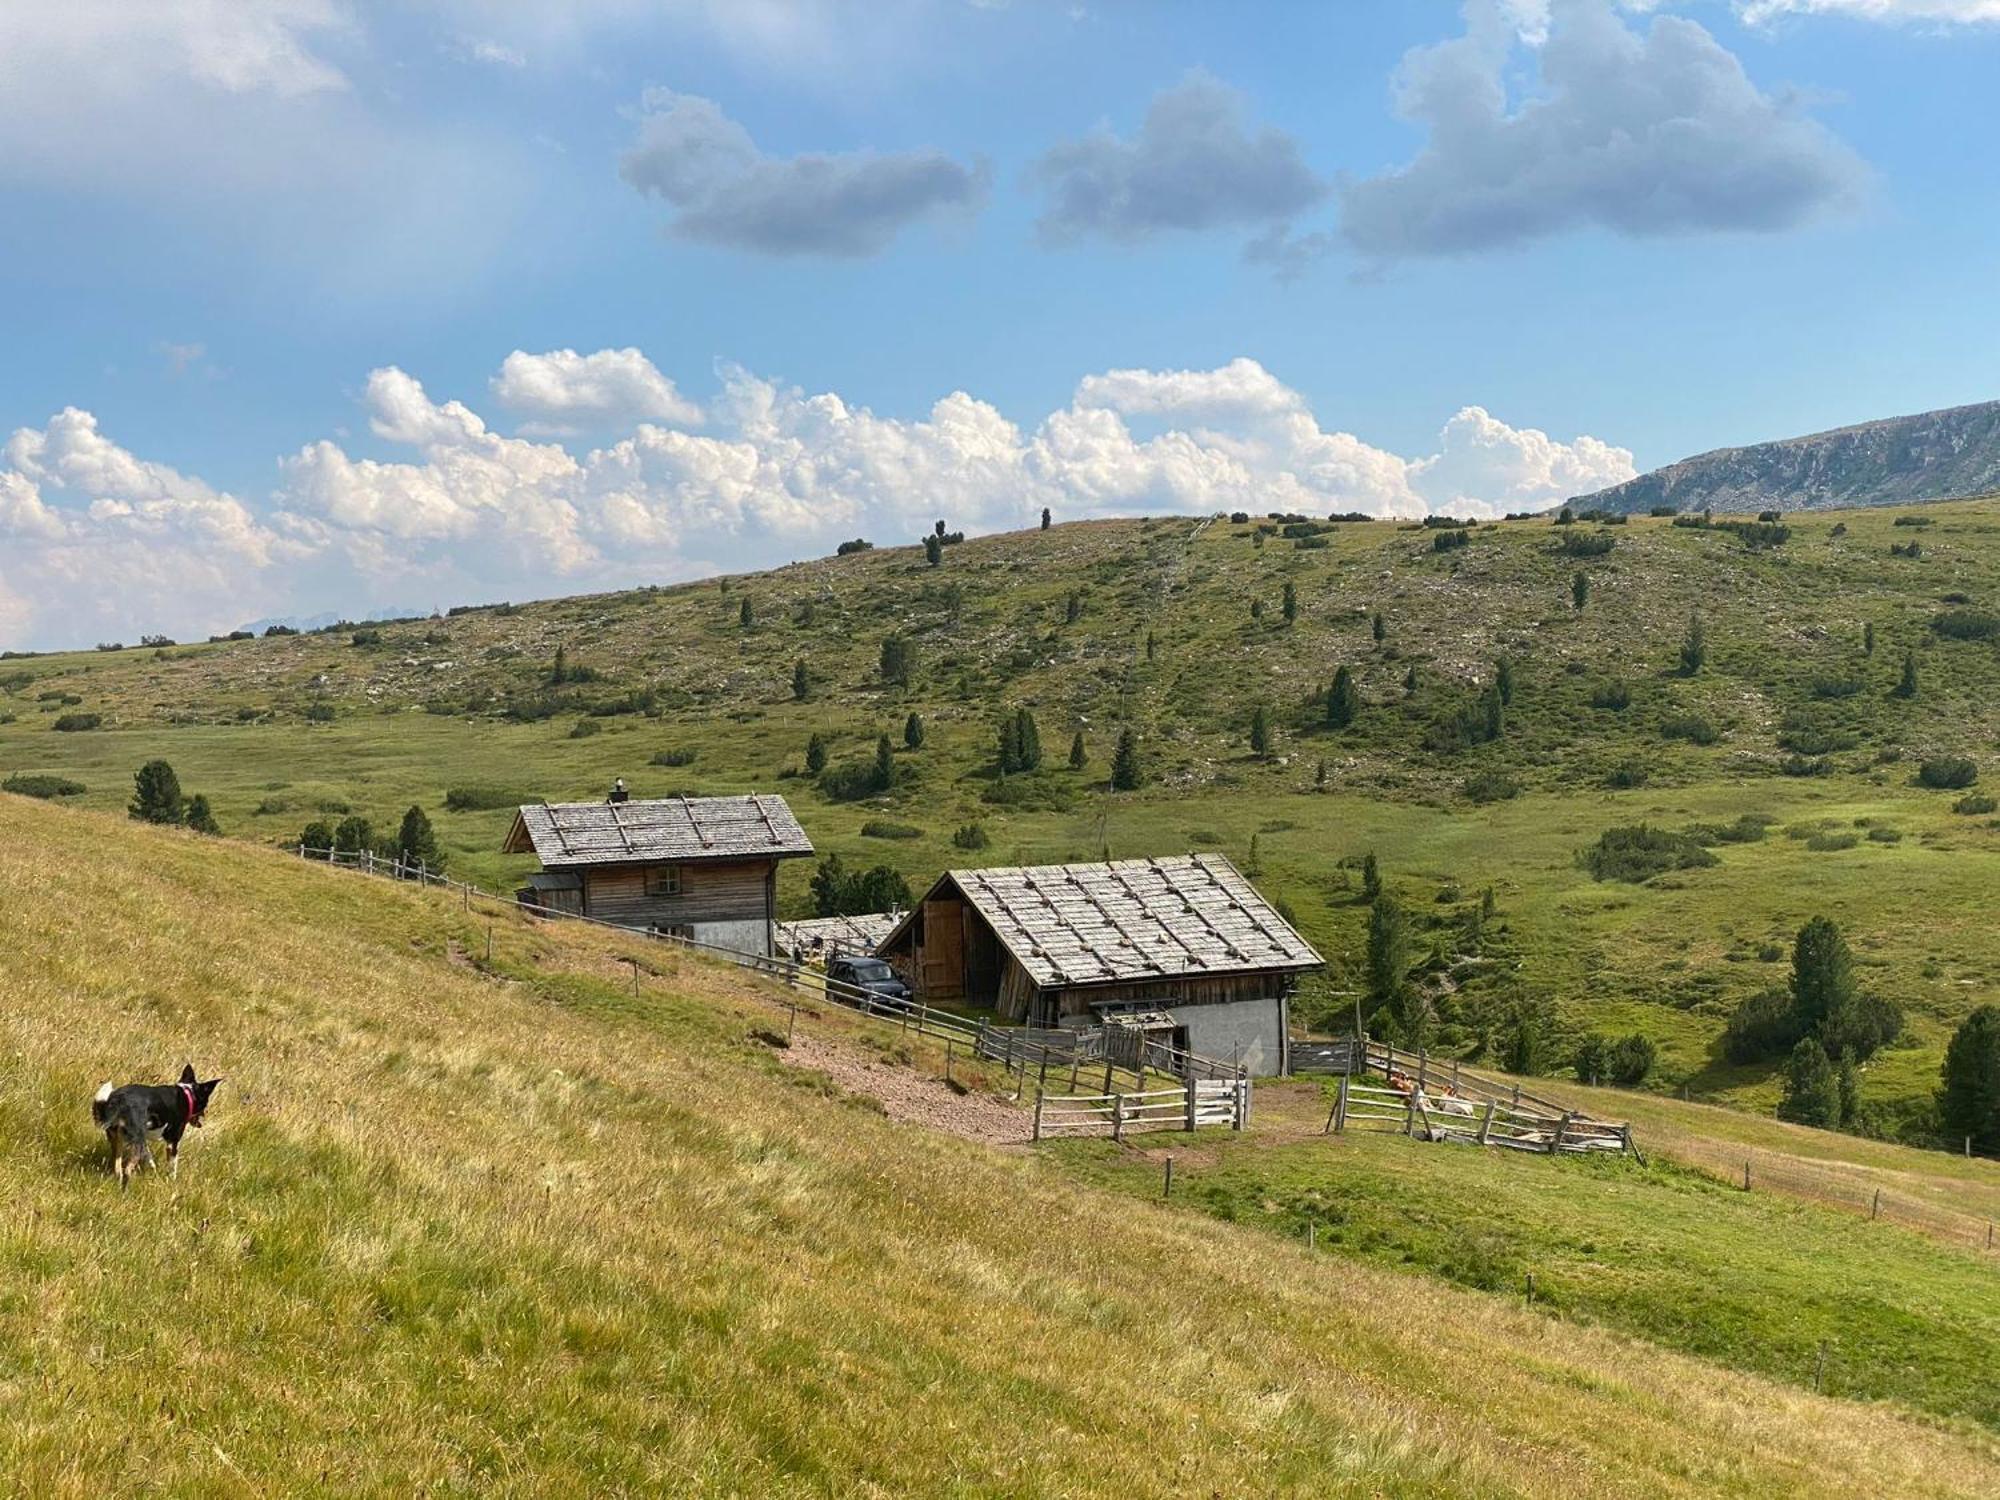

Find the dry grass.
[{"left": 2, "top": 797, "right": 1998, "bottom": 1495}]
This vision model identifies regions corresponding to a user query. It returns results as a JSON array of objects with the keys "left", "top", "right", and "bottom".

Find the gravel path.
[{"left": 778, "top": 1032, "right": 1032, "bottom": 1147}]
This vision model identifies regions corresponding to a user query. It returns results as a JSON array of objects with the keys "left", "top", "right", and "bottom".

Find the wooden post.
[
  {"left": 1404, "top": 1093, "right": 1416, "bottom": 1137},
  {"left": 1525, "top": 1271, "right": 1535, "bottom": 1305},
  {"left": 1163, "top": 1156, "right": 1174, "bottom": 1197},
  {"left": 1032, "top": 1089, "right": 1044, "bottom": 1143},
  {"left": 1112, "top": 1094, "right": 1125, "bottom": 1143},
  {"left": 1451, "top": 1059, "right": 1460, "bottom": 1090},
  {"left": 1102, "top": 1057, "right": 1115, "bottom": 1095},
  {"left": 945, "top": 1038, "right": 954, "bottom": 1086},
  {"left": 788, "top": 1000, "right": 798, "bottom": 1045},
  {"left": 1187, "top": 1076, "right": 1199, "bottom": 1133},
  {"left": 1416, "top": 1048, "right": 1427, "bottom": 1094},
  {"left": 1548, "top": 1112, "right": 1573, "bottom": 1154},
  {"left": 1812, "top": 1341, "right": 1828, "bottom": 1394},
  {"left": 1307, "top": 1223, "right": 1316, "bottom": 1252},
  {"left": 629, "top": 958, "right": 640, "bottom": 995},
  {"left": 1743, "top": 1158, "right": 1752, "bottom": 1192},
  {"left": 1038, "top": 1056, "right": 1049, "bottom": 1098},
  {"left": 1233, "top": 1077, "right": 1246, "bottom": 1132},
  {"left": 1871, "top": 1188, "right": 1881, "bottom": 1220},
  {"left": 485, "top": 921, "right": 493, "bottom": 962},
  {"left": 1968, "top": 1135, "right": 1975, "bottom": 1159},
  {"left": 1477, "top": 1099, "right": 1496, "bottom": 1145},
  {"left": 1069, "top": 1057, "right": 1080, "bottom": 1092}
]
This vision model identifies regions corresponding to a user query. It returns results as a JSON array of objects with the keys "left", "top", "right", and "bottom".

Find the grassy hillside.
[
  {"left": 3, "top": 798, "right": 1999, "bottom": 1495},
  {"left": 9, "top": 501, "right": 2000, "bottom": 1130}
]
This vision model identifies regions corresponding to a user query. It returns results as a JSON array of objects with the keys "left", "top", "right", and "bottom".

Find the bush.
[
  {"left": 1660, "top": 714, "right": 1720, "bottom": 745},
  {"left": 1579, "top": 824, "right": 1718, "bottom": 883},
  {"left": 651, "top": 747, "right": 697, "bottom": 767},
  {"left": 1918, "top": 757, "right": 1977, "bottom": 789},
  {"left": 52, "top": 713, "right": 101, "bottom": 732},
  {"left": 1779, "top": 755, "right": 1832, "bottom": 778},
  {"left": 303, "top": 703, "right": 336, "bottom": 723},
  {"left": 568, "top": 718, "right": 603, "bottom": 739},
  {"left": 443, "top": 786, "right": 536, "bottom": 812},
  {"left": 2, "top": 773, "right": 85, "bottom": 799},
  {"left": 1809, "top": 676, "right": 1864, "bottom": 700},
  {"left": 834, "top": 538, "right": 873, "bottom": 556},
  {"left": 1804, "top": 831, "right": 1858, "bottom": 851},
  {"left": 1930, "top": 609, "right": 2000, "bottom": 641},
  {"left": 1724, "top": 989, "right": 1802, "bottom": 1063},
  {"left": 129, "top": 760, "right": 184, "bottom": 824},
  {"left": 1590, "top": 681, "right": 1631, "bottom": 712},
  {"left": 1608, "top": 1033, "right": 1657, "bottom": 1085},
  {"left": 1560, "top": 530, "right": 1616, "bottom": 557},
  {"left": 860, "top": 819, "right": 923, "bottom": 840},
  {"left": 1462, "top": 769, "right": 1520, "bottom": 804},
  {"left": 819, "top": 760, "right": 887, "bottom": 802},
  {"left": 1952, "top": 793, "right": 1997, "bottom": 815},
  {"left": 1603, "top": 761, "right": 1650, "bottom": 790},
  {"left": 951, "top": 822, "right": 991, "bottom": 850},
  {"left": 299, "top": 819, "right": 334, "bottom": 857}
]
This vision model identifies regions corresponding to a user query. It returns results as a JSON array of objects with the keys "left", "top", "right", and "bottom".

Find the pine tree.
[
  {"left": 1679, "top": 612, "right": 1706, "bottom": 676},
  {"left": 1282, "top": 581, "right": 1298, "bottom": 623},
  {"left": 997, "top": 713, "right": 1021, "bottom": 774},
  {"left": 185, "top": 794, "right": 221, "bottom": 836},
  {"left": 1249, "top": 704, "right": 1272, "bottom": 756},
  {"left": 792, "top": 659, "right": 811, "bottom": 701},
  {"left": 1371, "top": 611, "right": 1386, "bottom": 643},
  {"left": 924, "top": 534, "right": 943, "bottom": 567},
  {"left": 396, "top": 805, "right": 444, "bottom": 874},
  {"left": 549, "top": 644, "right": 568, "bottom": 685},
  {"left": 1145, "top": 631, "right": 1158, "bottom": 662},
  {"left": 1790, "top": 916, "right": 1856, "bottom": 1040},
  {"left": 879, "top": 634, "right": 912, "bottom": 686},
  {"left": 1065, "top": 591, "right": 1082, "bottom": 624},
  {"left": 1572, "top": 570, "right": 1589, "bottom": 611},
  {"left": 1360, "top": 851, "right": 1381, "bottom": 902},
  {"left": 1314, "top": 758, "right": 1327, "bottom": 789},
  {"left": 129, "top": 759, "right": 185, "bottom": 824},
  {"left": 1479, "top": 682, "right": 1505, "bottom": 742},
  {"left": 805, "top": 733, "right": 828, "bottom": 776},
  {"left": 810, "top": 854, "right": 851, "bottom": 918},
  {"left": 1495, "top": 657, "right": 1515, "bottom": 706},
  {"left": 739, "top": 597, "right": 754, "bottom": 628},
  {"left": 300, "top": 819, "right": 334, "bottom": 857},
  {"left": 1402, "top": 663, "right": 1418, "bottom": 694},
  {"left": 1250, "top": 599, "right": 1265, "bottom": 621},
  {"left": 1068, "top": 730, "right": 1086, "bottom": 769},
  {"left": 1366, "top": 892, "right": 1411, "bottom": 1034},
  {"left": 1778, "top": 1037, "right": 1843, "bottom": 1128},
  {"left": 903, "top": 712, "right": 925, "bottom": 750},
  {"left": 333, "top": 815, "right": 374, "bottom": 855},
  {"left": 874, "top": 733, "right": 895, "bottom": 793},
  {"left": 934, "top": 520, "right": 947, "bottom": 538},
  {"left": 1893, "top": 649, "right": 1918, "bottom": 699},
  {"left": 1556, "top": 504, "right": 1574, "bottom": 526},
  {"left": 1110, "top": 728, "right": 1142, "bottom": 791},
  {"left": 1014, "top": 708, "right": 1042, "bottom": 770},
  {"left": 1863, "top": 621, "right": 1876, "bottom": 656},
  {"left": 1326, "top": 665, "right": 1359, "bottom": 729},
  {"left": 1040, "top": 506, "right": 1051, "bottom": 530},
  {"left": 1939, "top": 1005, "right": 2000, "bottom": 1155}
]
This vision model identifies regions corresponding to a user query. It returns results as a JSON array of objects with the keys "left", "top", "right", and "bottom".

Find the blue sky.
[{"left": 3, "top": 0, "right": 1998, "bottom": 649}]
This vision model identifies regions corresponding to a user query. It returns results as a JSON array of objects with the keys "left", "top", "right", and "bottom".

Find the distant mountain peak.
[{"left": 1571, "top": 399, "right": 2000, "bottom": 515}]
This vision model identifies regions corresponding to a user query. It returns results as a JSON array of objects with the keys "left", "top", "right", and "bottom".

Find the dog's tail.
[{"left": 91, "top": 1082, "right": 114, "bottom": 1128}]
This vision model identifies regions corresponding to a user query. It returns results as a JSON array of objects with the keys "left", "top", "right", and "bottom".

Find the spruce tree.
[
  {"left": 396, "top": 805, "right": 444, "bottom": 874},
  {"left": 1893, "top": 650, "right": 1918, "bottom": 700},
  {"left": 1372, "top": 611, "right": 1386, "bottom": 643},
  {"left": 1572, "top": 570, "right": 1589, "bottom": 611},
  {"left": 997, "top": 713, "right": 1022, "bottom": 774},
  {"left": 549, "top": 644, "right": 568, "bottom": 685},
  {"left": 1366, "top": 892, "right": 1411, "bottom": 1032},
  {"left": 924, "top": 534, "right": 943, "bottom": 567},
  {"left": 1679, "top": 612, "right": 1706, "bottom": 676},
  {"left": 1040, "top": 506, "right": 1051, "bottom": 530},
  {"left": 1360, "top": 851, "right": 1381, "bottom": 902},
  {"left": 810, "top": 854, "right": 852, "bottom": 918},
  {"left": 903, "top": 712, "right": 924, "bottom": 750},
  {"left": 1778, "top": 1037, "right": 1843, "bottom": 1128},
  {"left": 1403, "top": 663, "right": 1418, "bottom": 694},
  {"left": 792, "top": 659, "right": 811, "bottom": 701},
  {"left": 1068, "top": 730, "right": 1086, "bottom": 769},
  {"left": 129, "top": 759, "right": 185, "bottom": 824},
  {"left": 1110, "top": 728, "right": 1142, "bottom": 791},
  {"left": 185, "top": 794, "right": 221, "bottom": 836},
  {"left": 879, "top": 635, "right": 912, "bottom": 686},
  {"left": 1282, "top": 581, "right": 1298, "bottom": 623},
  {"left": 1327, "top": 665, "right": 1359, "bottom": 729},
  {"left": 739, "top": 597, "right": 754, "bottom": 627},
  {"left": 1496, "top": 657, "right": 1515, "bottom": 706},
  {"left": 333, "top": 815, "right": 374, "bottom": 855},
  {"left": 1145, "top": 631, "right": 1158, "bottom": 662},
  {"left": 1065, "top": 591, "right": 1082, "bottom": 624},
  {"left": 1863, "top": 621, "right": 1876, "bottom": 656},
  {"left": 874, "top": 733, "right": 895, "bottom": 792},
  {"left": 805, "top": 733, "right": 828, "bottom": 776},
  {"left": 1014, "top": 708, "right": 1042, "bottom": 770},
  {"left": 1939, "top": 1005, "right": 2000, "bottom": 1155},
  {"left": 1249, "top": 704, "right": 1272, "bottom": 756},
  {"left": 1790, "top": 916, "right": 1856, "bottom": 1040}
]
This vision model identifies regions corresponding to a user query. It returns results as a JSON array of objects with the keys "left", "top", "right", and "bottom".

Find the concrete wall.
[
  {"left": 692, "top": 916, "right": 776, "bottom": 958},
  {"left": 1172, "top": 997, "right": 1285, "bottom": 1077}
]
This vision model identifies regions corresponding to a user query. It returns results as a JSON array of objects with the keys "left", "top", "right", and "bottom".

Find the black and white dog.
[{"left": 91, "top": 1065, "right": 223, "bottom": 1187}]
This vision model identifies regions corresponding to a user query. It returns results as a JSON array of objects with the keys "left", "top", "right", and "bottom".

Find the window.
[{"left": 643, "top": 866, "right": 683, "bottom": 898}]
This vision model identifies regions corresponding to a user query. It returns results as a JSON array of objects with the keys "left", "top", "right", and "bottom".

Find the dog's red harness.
[{"left": 179, "top": 1083, "right": 199, "bottom": 1127}]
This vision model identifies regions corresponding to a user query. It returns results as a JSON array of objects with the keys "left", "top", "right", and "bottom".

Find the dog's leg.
[{"left": 168, "top": 1140, "right": 179, "bottom": 1179}]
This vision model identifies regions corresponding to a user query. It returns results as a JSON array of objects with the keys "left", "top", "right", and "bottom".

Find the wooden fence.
[
  {"left": 1328, "top": 1077, "right": 1632, "bottom": 1155},
  {"left": 1034, "top": 1076, "right": 1247, "bottom": 1139}
]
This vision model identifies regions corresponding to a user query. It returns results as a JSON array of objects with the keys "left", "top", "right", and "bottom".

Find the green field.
[
  {"left": 8, "top": 502, "right": 2000, "bottom": 1133},
  {"left": 4, "top": 797, "right": 1999, "bottom": 1495}
]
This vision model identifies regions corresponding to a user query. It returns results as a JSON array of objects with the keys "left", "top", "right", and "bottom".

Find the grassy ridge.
[
  {"left": 9, "top": 503, "right": 2000, "bottom": 1128},
  {"left": 2, "top": 798, "right": 1998, "bottom": 1495}
]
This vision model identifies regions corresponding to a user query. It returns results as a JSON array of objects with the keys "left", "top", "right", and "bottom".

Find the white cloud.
[
  {"left": 620, "top": 90, "right": 990, "bottom": 257},
  {"left": 1342, "top": 0, "right": 1868, "bottom": 258},
  {"left": 491, "top": 348, "right": 703, "bottom": 433},
  {"left": 1738, "top": 0, "right": 2000, "bottom": 20},
  {"left": 0, "top": 353, "right": 1633, "bottom": 649}
]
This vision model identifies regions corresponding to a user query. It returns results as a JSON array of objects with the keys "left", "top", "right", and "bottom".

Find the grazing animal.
[{"left": 91, "top": 1065, "right": 223, "bottom": 1188}]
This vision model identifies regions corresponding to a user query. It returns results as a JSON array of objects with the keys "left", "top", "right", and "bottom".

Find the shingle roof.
[
  {"left": 503, "top": 795, "right": 813, "bottom": 867},
  {"left": 776, "top": 912, "right": 900, "bottom": 954},
  {"left": 882, "top": 854, "right": 1321, "bottom": 989}
]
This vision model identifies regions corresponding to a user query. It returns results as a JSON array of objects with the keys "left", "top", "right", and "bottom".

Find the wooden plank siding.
[{"left": 580, "top": 858, "right": 778, "bottom": 932}]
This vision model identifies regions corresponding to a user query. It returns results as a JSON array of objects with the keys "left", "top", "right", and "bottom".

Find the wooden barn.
[
  {"left": 875, "top": 854, "right": 1322, "bottom": 1075},
  {"left": 503, "top": 794, "right": 813, "bottom": 956}
]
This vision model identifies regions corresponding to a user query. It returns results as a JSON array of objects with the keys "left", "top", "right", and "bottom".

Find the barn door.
[{"left": 920, "top": 898, "right": 965, "bottom": 998}]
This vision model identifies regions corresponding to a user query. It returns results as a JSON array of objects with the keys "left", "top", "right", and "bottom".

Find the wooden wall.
[{"left": 580, "top": 858, "right": 776, "bottom": 931}]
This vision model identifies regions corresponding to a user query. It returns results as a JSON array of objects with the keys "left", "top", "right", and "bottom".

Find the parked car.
[{"left": 828, "top": 956, "right": 912, "bottom": 1010}]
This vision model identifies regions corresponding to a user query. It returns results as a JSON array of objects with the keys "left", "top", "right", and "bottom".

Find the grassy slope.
[
  {"left": 1, "top": 801, "right": 1997, "bottom": 1495},
  {"left": 8, "top": 502, "right": 2000, "bottom": 1126}
]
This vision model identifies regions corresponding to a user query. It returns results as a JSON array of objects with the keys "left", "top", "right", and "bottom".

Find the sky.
[{"left": 3, "top": 0, "right": 1999, "bottom": 650}]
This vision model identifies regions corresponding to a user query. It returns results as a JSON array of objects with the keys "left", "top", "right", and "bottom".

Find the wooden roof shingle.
[
  {"left": 883, "top": 854, "right": 1322, "bottom": 990},
  {"left": 777, "top": 912, "right": 901, "bottom": 953},
  {"left": 503, "top": 795, "right": 813, "bottom": 868}
]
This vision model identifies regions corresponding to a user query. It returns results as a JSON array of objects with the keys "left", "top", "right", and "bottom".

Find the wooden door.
[{"left": 920, "top": 898, "right": 964, "bottom": 998}]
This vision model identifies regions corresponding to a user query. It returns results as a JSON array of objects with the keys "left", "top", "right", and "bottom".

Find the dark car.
[{"left": 828, "top": 956, "right": 912, "bottom": 1010}]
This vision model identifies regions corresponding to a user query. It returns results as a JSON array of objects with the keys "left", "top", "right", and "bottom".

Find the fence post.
[
  {"left": 945, "top": 1038, "right": 954, "bottom": 1086},
  {"left": 1743, "top": 1158, "right": 1752, "bottom": 1192},
  {"left": 1033, "top": 1089, "right": 1044, "bottom": 1143},
  {"left": 1416, "top": 1048, "right": 1427, "bottom": 1094},
  {"left": 485, "top": 921, "right": 493, "bottom": 962},
  {"left": 1038, "top": 1055, "right": 1049, "bottom": 1099},
  {"left": 1112, "top": 1094, "right": 1125, "bottom": 1143},
  {"left": 1812, "top": 1341, "right": 1828, "bottom": 1394},
  {"left": 1233, "top": 1076, "right": 1247, "bottom": 1131},
  {"left": 1070, "top": 1057, "right": 1080, "bottom": 1092},
  {"left": 1102, "top": 1057, "right": 1115, "bottom": 1096},
  {"left": 1477, "top": 1099, "right": 1496, "bottom": 1145},
  {"left": 1186, "top": 1075, "right": 1199, "bottom": 1133},
  {"left": 1549, "top": 1111, "right": 1573, "bottom": 1154},
  {"left": 1163, "top": 1156, "right": 1174, "bottom": 1197},
  {"left": 1404, "top": 1093, "right": 1416, "bottom": 1137},
  {"left": 1871, "top": 1188, "right": 1881, "bottom": 1220}
]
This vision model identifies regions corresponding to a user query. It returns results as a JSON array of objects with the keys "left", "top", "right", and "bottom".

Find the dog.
[{"left": 91, "top": 1065, "right": 223, "bottom": 1188}]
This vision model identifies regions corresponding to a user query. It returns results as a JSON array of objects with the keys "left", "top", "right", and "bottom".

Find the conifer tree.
[
  {"left": 1863, "top": 621, "right": 1876, "bottom": 655},
  {"left": 1572, "top": 570, "right": 1589, "bottom": 611},
  {"left": 1778, "top": 1037, "right": 1843, "bottom": 1128},
  {"left": 1679, "top": 612, "right": 1706, "bottom": 676},
  {"left": 1040, "top": 506, "right": 1051, "bottom": 530},
  {"left": 1282, "top": 581, "right": 1298, "bottom": 623},
  {"left": 1360, "top": 851, "right": 1381, "bottom": 902},
  {"left": 1326, "top": 665, "right": 1359, "bottom": 729},
  {"left": 129, "top": 759, "right": 184, "bottom": 825},
  {"left": 792, "top": 659, "right": 811, "bottom": 701},
  {"left": 805, "top": 733, "right": 828, "bottom": 776},
  {"left": 185, "top": 794, "right": 221, "bottom": 836},
  {"left": 1110, "top": 728, "right": 1142, "bottom": 790},
  {"left": 1894, "top": 649, "right": 1918, "bottom": 699},
  {"left": 1068, "top": 730, "right": 1086, "bottom": 769},
  {"left": 1372, "top": 611, "right": 1386, "bottom": 643},
  {"left": 1939, "top": 1006, "right": 2000, "bottom": 1155},
  {"left": 396, "top": 805, "right": 443, "bottom": 874},
  {"left": 874, "top": 733, "right": 895, "bottom": 792},
  {"left": 903, "top": 712, "right": 925, "bottom": 749},
  {"left": 739, "top": 597, "right": 754, "bottom": 627},
  {"left": 924, "top": 534, "right": 943, "bottom": 567},
  {"left": 1250, "top": 704, "right": 1272, "bottom": 756}
]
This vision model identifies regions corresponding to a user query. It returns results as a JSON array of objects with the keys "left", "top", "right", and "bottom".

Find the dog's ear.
[{"left": 180, "top": 1063, "right": 197, "bottom": 1085}]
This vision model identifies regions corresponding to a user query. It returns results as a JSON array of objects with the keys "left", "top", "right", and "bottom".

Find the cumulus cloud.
[
  {"left": 1738, "top": 0, "right": 2000, "bottom": 19},
  {"left": 1031, "top": 73, "right": 1325, "bottom": 246},
  {"left": 491, "top": 347, "right": 703, "bottom": 434},
  {"left": 1341, "top": 0, "right": 1868, "bottom": 259},
  {"left": 0, "top": 353, "right": 1632, "bottom": 649},
  {"left": 620, "top": 90, "right": 990, "bottom": 257}
]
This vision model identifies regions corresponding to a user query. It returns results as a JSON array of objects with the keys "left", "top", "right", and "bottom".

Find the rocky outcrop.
[{"left": 1572, "top": 399, "right": 2000, "bottom": 515}]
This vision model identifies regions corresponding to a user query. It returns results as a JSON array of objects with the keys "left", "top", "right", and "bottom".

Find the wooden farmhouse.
[
  {"left": 875, "top": 854, "right": 1322, "bottom": 1075},
  {"left": 503, "top": 794, "right": 813, "bottom": 956}
]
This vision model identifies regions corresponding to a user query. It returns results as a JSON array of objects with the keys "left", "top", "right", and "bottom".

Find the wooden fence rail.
[
  {"left": 1034, "top": 1077, "right": 1248, "bottom": 1140},
  {"left": 1328, "top": 1077, "right": 1633, "bottom": 1156}
]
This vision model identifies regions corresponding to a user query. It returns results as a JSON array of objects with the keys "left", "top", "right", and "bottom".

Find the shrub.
[
  {"left": 1607, "top": 1033, "right": 1657, "bottom": 1085},
  {"left": 1779, "top": 756, "right": 1832, "bottom": 778},
  {"left": 1930, "top": 609, "right": 2000, "bottom": 641},
  {"left": 1560, "top": 530, "right": 1616, "bottom": 557},
  {"left": 1604, "top": 761, "right": 1650, "bottom": 790},
  {"left": 1952, "top": 793, "right": 1997, "bottom": 815},
  {"left": 1778, "top": 714, "right": 1856, "bottom": 755},
  {"left": 1778, "top": 1038, "right": 1843, "bottom": 1128},
  {"left": 52, "top": 713, "right": 101, "bottom": 732},
  {"left": 1809, "top": 676, "right": 1864, "bottom": 700},
  {"left": 1723, "top": 989, "right": 1801, "bottom": 1063},
  {"left": 1805, "top": 831, "right": 1858, "bottom": 851},
  {"left": 2, "top": 773, "right": 85, "bottom": 799},
  {"left": 1590, "top": 681, "right": 1631, "bottom": 711},
  {"left": 1892, "top": 514, "right": 1934, "bottom": 527},
  {"left": 879, "top": 634, "right": 914, "bottom": 687},
  {"left": 860, "top": 819, "right": 922, "bottom": 840},
  {"left": 1918, "top": 757, "right": 1977, "bottom": 789},
  {"left": 835, "top": 538, "right": 873, "bottom": 556},
  {"left": 651, "top": 748, "right": 698, "bottom": 768},
  {"left": 1462, "top": 769, "right": 1520, "bottom": 804},
  {"left": 443, "top": 786, "right": 536, "bottom": 812},
  {"left": 303, "top": 703, "right": 336, "bottom": 723},
  {"left": 332, "top": 815, "right": 375, "bottom": 855},
  {"left": 299, "top": 819, "right": 334, "bottom": 857},
  {"left": 129, "top": 760, "right": 184, "bottom": 824},
  {"left": 1660, "top": 714, "right": 1719, "bottom": 745},
  {"left": 185, "top": 794, "right": 222, "bottom": 837},
  {"left": 568, "top": 718, "right": 603, "bottom": 739},
  {"left": 951, "top": 822, "right": 991, "bottom": 850},
  {"left": 1579, "top": 824, "right": 1718, "bottom": 883},
  {"left": 1866, "top": 826, "right": 1903, "bottom": 844}
]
